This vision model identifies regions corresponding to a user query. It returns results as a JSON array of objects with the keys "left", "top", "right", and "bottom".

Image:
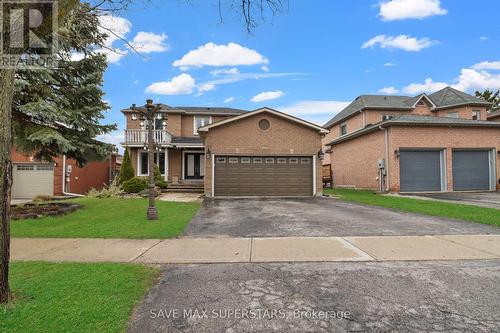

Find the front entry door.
[{"left": 185, "top": 153, "right": 204, "bottom": 179}]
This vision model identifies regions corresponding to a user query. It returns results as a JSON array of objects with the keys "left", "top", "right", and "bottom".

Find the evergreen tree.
[
  {"left": 475, "top": 89, "right": 500, "bottom": 111},
  {"left": 118, "top": 149, "right": 134, "bottom": 184},
  {"left": 12, "top": 3, "right": 116, "bottom": 166}
]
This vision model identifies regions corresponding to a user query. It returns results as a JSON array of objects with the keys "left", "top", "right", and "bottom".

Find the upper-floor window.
[
  {"left": 340, "top": 123, "right": 347, "bottom": 136},
  {"left": 472, "top": 110, "right": 481, "bottom": 120},
  {"left": 140, "top": 117, "right": 165, "bottom": 130},
  {"left": 447, "top": 112, "right": 459, "bottom": 119},
  {"left": 194, "top": 116, "right": 211, "bottom": 134}
]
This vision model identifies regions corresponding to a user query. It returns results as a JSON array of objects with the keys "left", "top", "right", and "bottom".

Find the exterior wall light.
[{"left": 318, "top": 150, "right": 324, "bottom": 160}]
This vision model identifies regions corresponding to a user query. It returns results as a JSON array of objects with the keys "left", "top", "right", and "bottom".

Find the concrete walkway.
[{"left": 11, "top": 235, "right": 500, "bottom": 263}]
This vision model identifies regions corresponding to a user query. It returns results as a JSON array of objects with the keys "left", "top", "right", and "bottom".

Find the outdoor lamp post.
[{"left": 131, "top": 99, "right": 163, "bottom": 220}]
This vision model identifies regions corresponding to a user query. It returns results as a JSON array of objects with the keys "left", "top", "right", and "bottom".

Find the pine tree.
[
  {"left": 12, "top": 3, "right": 116, "bottom": 166},
  {"left": 119, "top": 149, "right": 134, "bottom": 184}
]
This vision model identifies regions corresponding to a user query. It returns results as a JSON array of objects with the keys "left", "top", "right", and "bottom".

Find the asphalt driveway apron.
[{"left": 183, "top": 197, "right": 500, "bottom": 238}]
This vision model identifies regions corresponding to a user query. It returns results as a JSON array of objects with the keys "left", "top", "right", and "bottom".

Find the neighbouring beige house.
[
  {"left": 122, "top": 105, "right": 328, "bottom": 197},
  {"left": 322, "top": 87, "right": 500, "bottom": 193}
]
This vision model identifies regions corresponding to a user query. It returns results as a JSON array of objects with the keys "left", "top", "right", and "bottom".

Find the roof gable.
[
  {"left": 323, "top": 87, "right": 490, "bottom": 128},
  {"left": 198, "top": 107, "right": 329, "bottom": 134}
]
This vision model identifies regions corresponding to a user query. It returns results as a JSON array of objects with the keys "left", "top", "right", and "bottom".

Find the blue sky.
[{"left": 95, "top": 0, "right": 500, "bottom": 147}]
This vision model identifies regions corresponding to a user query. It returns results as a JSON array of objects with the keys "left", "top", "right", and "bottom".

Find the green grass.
[
  {"left": 0, "top": 262, "right": 160, "bottom": 333},
  {"left": 11, "top": 197, "right": 201, "bottom": 239},
  {"left": 325, "top": 188, "right": 500, "bottom": 227}
]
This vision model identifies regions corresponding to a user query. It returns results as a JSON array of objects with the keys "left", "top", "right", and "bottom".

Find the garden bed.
[{"left": 10, "top": 202, "right": 82, "bottom": 220}]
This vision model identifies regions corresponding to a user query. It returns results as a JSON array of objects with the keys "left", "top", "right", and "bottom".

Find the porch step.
[{"left": 162, "top": 188, "right": 204, "bottom": 193}]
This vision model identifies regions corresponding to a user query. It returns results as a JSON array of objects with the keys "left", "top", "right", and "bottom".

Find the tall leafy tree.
[{"left": 475, "top": 89, "right": 500, "bottom": 111}]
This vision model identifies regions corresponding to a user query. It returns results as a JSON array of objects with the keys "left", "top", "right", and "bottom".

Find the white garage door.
[{"left": 12, "top": 164, "right": 54, "bottom": 199}]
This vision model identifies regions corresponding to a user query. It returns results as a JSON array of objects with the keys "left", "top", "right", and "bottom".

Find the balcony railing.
[{"left": 123, "top": 129, "right": 172, "bottom": 145}]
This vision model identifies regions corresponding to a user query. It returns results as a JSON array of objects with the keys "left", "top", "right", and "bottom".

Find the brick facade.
[
  {"left": 201, "top": 111, "right": 324, "bottom": 197},
  {"left": 328, "top": 126, "right": 500, "bottom": 192}
]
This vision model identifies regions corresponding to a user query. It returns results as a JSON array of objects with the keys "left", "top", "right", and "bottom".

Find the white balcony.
[{"left": 123, "top": 129, "right": 172, "bottom": 146}]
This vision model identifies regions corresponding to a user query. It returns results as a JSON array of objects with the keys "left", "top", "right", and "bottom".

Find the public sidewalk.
[{"left": 11, "top": 235, "right": 500, "bottom": 264}]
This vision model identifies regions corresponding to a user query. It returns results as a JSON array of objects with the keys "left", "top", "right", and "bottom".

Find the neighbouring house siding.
[
  {"left": 329, "top": 130, "right": 386, "bottom": 190},
  {"left": 388, "top": 126, "right": 500, "bottom": 192},
  {"left": 202, "top": 112, "right": 323, "bottom": 197},
  {"left": 12, "top": 148, "right": 115, "bottom": 196}
]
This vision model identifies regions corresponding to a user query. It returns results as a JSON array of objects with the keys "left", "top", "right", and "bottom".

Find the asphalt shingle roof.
[{"left": 323, "top": 87, "right": 491, "bottom": 128}]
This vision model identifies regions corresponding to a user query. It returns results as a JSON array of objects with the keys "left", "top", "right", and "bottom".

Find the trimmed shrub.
[
  {"left": 118, "top": 149, "right": 134, "bottom": 184},
  {"left": 122, "top": 177, "right": 148, "bottom": 193},
  {"left": 153, "top": 164, "right": 168, "bottom": 189}
]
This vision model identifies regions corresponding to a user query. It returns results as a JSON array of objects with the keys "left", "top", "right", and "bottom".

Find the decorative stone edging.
[{"left": 10, "top": 202, "right": 83, "bottom": 220}]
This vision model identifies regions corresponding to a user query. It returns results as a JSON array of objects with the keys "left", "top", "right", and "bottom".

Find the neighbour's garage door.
[
  {"left": 400, "top": 150, "right": 442, "bottom": 192},
  {"left": 12, "top": 163, "right": 54, "bottom": 199},
  {"left": 452, "top": 150, "right": 491, "bottom": 191},
  {"left": 214, "top": 156, "right": 313, "bottom": 196}
]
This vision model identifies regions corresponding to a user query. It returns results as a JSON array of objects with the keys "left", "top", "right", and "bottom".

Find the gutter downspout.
[
  {"left": 379, "top": 125, "right": 390, "bottom": 192},
  {"left": 62, "top": 155, "right": 84, "bottom": 197}
]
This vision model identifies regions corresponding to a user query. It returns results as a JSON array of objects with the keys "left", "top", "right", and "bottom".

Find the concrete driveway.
[
  {"left": 128, "top": 260, "right": 500, "bottom": 332},
  {"left": 410, "top": 191, "right": 500, "bottom": 209},
  {"left": 183, "top": 197, "right": 500, "bottom": 238}
]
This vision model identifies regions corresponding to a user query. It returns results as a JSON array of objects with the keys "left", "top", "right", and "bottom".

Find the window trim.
[
  {"left": 193, "top": 116, "right": 212, "bottom": 135},
  {"left": 340, "top": 123, "right": 347, "bottom": 136},
  {"left": 137, "top": 150, "right": 167, "bottom": 176},
  {"left": 472, "top": 110, "right": 481, "bottom": 120}
]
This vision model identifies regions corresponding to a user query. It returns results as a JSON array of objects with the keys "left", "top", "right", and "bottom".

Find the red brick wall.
[
  {"left": 202, "top": 111, "right": 323, "bottom": 196},
  {"left": 329, "top": 130, "right": 386, "bottom": 189},
  {"left": 388, "top": 126, "right": 500, "bottom": 191}
]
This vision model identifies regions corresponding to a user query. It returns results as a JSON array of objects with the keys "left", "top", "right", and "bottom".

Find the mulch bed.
[{"left": 10, "top": 202, "right": 82, "bottom": 220}]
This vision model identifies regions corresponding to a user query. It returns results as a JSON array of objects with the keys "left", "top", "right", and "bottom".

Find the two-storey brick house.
[
  {"left": 121, "top": 104, "right": 247, "bottom": 185},
  {"left": 322, "top": 87, "right": 500, "bottom": 193}
]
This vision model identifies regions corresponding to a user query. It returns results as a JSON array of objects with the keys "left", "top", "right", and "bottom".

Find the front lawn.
[
  {"left": 0, "top": 262, "right": 159, "bottom": 333},
  {"left": 11, "top": 197, "right": 200, "bottom": 239},
  {"left": 325, "top": 188, "right": 500, "bottom": 227}
]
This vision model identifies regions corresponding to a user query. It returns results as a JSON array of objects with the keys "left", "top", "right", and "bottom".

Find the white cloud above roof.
[
  {"left": 145, "top": 73, "right": 196, "bottom": 95},
  {"left": 173, "top": 42, "right": 268, "bottom": 70},
  {"left": 402, "top": 78, "right": 448, "bottom": 94},
  {"left": 251, "top": 90, "right": 284, "bottom": 102},
  {"left": 378, "top": 86, "right": 400, "bottom": 94},
  {"left": 362, "top": 34, "right": 436, "bottom": 52},
  {"left": 378, "top": 0, "right": 447, "bottom": 21},
  {"left": 223, "top": 97, "right": 236, "bottom": 103}
]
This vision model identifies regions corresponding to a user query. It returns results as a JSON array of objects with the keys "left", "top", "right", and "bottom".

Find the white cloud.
[
  {"left": 452, "top": 69, "right": 500, "bottom": 92},
  {"left": 145, "top": 73, "right": 196, "bottom": 95},
  {"left": 402, "top": 78, "right": 448, "bottom": 94},
  {"left": 362, "top": 34, "right": 436, "bottom": 52},
  {"left": 209, "top": 67, "right": 240, "bottom": 76},
  {"left": 379, "top": 0, "right": 447, "bottom": 21},
  {"left": 471, "top": 61, "right": 500, "bottom": 71},
  {"left": 378, "top": 86, "right": 400, "bottom": 94},
  {"left": 251, "top": 90, "right": 284, "bottom": 102},
  {"left": 384, "top": 62, "right": 397, "bottom": 67},
  {"left": 223, "top": 97, "right": 236, "bottom": 103},
  {"left": 278, "top": 100, "right": 351, "bottom": 125},
  {"left": 98, "top": 15, "right": 132, "bottom": 64},
  {"left": 173, "top": 42, "right": 268, "bottom": 70},
  {"left": 480, "top": 36, "right": 488, "bottom": 41},
  {"left": 197, "top": 83, "right": 216, "bottom": 95},
  {"left": 261, "top": 65, "right": 270, "bottom": 72},
  {"left": 129, "top": 32, "right": 169, "bottom": 53}
]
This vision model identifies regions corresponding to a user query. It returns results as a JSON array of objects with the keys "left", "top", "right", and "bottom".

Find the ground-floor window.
[{"left": 139, "top": 151, "right": 166, "bottom": 176}]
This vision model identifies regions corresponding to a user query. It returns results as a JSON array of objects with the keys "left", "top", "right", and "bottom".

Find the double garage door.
[
  {"left": 12, "top": 163, "right": 55, "bottom": 199},
  {"left": 400, "top": 149, "right": 494, "bottom": 192},
  {"left": 214, "top": 156, "right": 313, "bottom": 196}
]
